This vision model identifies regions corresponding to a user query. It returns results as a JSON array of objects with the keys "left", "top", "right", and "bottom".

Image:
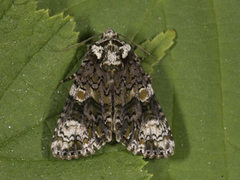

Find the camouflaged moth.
[{"left": 51, "top": 28, "right": 175, "bottom": 160}]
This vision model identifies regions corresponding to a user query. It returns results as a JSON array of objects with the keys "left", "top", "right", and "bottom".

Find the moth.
[{"left": 51, "top": 28, "right": 175, "bottom": 160}]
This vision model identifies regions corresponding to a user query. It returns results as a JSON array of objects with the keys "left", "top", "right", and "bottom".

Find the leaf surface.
[{"left": 1, "top": 0, "right": 239, "bottom": 179}]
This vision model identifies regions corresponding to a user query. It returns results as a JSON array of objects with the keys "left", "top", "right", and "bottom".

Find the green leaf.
[
  {"left": 37, "top": 0, "right": 239, "bottom": 179},
  {"left": 1, "top": 0, "right": 240, "bottom": 179},
  {"left": 0, "top": 0, "right": 78, "bottom": 144},
  {"left": 135, "top": 30, "right": 176, "bottom": 74},
  {"left": 0, "top": 0, "right": 151, "bottom": 179}
]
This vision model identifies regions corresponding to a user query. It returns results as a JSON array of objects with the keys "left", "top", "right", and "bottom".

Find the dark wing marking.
[
  {"left": 113, "top": 53, "right": 175, "bottom": 159},
  {"left": 51, "top": 54, "right": 113, "bottom": 160}
]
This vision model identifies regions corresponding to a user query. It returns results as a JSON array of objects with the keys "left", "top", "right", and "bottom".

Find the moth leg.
[{"left": 61, "top": 73, "right": 77, "bottom": 83}]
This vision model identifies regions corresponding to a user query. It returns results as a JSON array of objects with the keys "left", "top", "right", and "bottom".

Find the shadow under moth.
[{"left": 51, "top": 28, "right": 175, "bottom": 160}]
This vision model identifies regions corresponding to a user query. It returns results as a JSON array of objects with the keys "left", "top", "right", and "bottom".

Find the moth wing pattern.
[
  {"left": 51, "top": 54, "right": 112, "bottom": 160},
  {"left": 113, "top": 52, "right": 175, "bottom": 159},
  {"left": 51, "top": 28, "right": 174, "bottom": 160}
]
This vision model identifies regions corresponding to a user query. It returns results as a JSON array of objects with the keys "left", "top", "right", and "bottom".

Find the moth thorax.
[
  {"left": 101, "top": 42, "right": 124, "bottom": 71},
  {"left": 91, "top": 41, "right": 132, "bottom": 72}
]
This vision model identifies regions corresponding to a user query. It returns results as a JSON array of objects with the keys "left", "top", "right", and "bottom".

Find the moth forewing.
[{"left": 51, "top": 28, "right": 174, "bottom": 160}]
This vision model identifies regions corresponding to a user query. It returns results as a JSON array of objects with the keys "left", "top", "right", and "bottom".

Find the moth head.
[
  {"left": 91, "top": 42, "right": 132, "bottom": 72},
  {"left": 102, "top": 28, "right": 118, "bottom": 39}
]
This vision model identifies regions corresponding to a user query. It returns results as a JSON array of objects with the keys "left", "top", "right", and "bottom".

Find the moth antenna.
[
  {"left": 53, "top": 33, "right": 103, "bottom": 52},
  {"left": 118, "top": 34, "right": 159, "bottom": 61}
]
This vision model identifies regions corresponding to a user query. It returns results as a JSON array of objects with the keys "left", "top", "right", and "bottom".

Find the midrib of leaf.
[{"left": 212, "top": 0, "right": 228, "bottom": 178}]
